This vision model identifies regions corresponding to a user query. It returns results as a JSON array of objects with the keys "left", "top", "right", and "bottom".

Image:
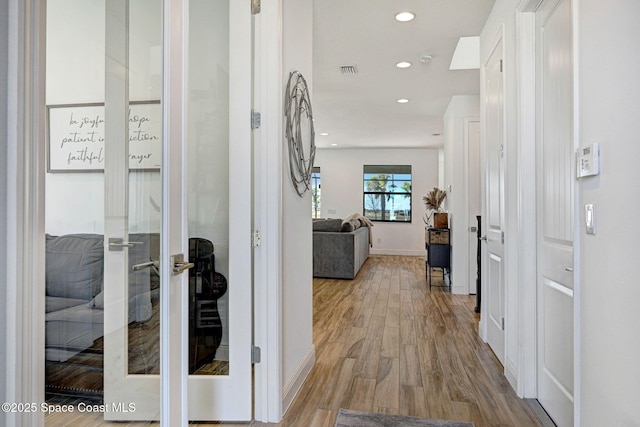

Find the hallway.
[{"left": 257, "top": 255, "right": 542, "bottom": 426}]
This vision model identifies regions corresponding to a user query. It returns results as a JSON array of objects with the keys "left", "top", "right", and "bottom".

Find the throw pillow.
[{"left": 341, "top": 218, "right": 361, "bottom": 232}]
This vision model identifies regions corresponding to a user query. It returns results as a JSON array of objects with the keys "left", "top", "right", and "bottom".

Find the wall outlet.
[
  {"left": 376, "top": 238, "right": 382, "bottom": 244},
  {"left": 328, "top": 208, "right": 336, "bottom": 214}
]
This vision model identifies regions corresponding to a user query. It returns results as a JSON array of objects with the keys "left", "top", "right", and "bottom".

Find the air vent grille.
[{"left": 339, "top": 65, "right": 358, "bottom": 75}]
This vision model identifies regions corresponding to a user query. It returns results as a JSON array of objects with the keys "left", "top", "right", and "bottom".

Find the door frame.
[
  {"left": 252, "top": 0, "right": 284, "bottom": 422},
  {"left": 464, "top": 117, "right": 481, "bottom": 295},
  {"left": 3, "top": 0, "right": 47, "bottom": 425}
]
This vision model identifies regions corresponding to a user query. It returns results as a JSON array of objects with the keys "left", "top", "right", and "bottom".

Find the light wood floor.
[{"left": 46, "top": 255, "right": 542, "bottom": 427}]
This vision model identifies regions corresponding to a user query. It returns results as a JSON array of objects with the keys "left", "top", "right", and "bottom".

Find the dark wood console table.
[{"left": 425, "top": 227, "right": 451, "bottom": 291}]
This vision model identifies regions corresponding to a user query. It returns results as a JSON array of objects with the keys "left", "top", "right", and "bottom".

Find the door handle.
[
  {"left": 171, "top": 253, "right": 195, "bottom": 275},
  {"left": 480, "top": 235, "right": 488, "bottom": 241},
  {"left": 565, "top": 267, "right": 574, "bottom": 272},
  {"left": 132, "top": 260, "right": 159, "bottom": 270},
  {"left": 108, "top": 237, "right": 144, "bottom": 251}
]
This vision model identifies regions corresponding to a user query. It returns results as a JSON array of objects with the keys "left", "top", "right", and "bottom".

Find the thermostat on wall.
[{"left": 577, "top": 143, "right": 600, "bottom": 178}]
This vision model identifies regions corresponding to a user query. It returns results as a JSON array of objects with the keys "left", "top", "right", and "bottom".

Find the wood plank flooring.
[{"left": 46, "top": 255, "right": 542, "bottom": 427}]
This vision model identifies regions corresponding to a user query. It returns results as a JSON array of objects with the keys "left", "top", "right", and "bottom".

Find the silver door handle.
[
  {"left": 108, "top": 237, "right": 144, "bottom": 251},
  {"left": 480, "top": 235, "right": 488, "bottom": 241},
  {"left": 132, "top": 260, "right": 160, "bottom": 270},
  {"left": 171, "top": 254, "right": 195, "bottom": 275},
  {"left": 565, "top": 267, "right": 574, "bottom": 272},
  {"left": 173, "top": 262, "right": 195, "bottom": 274}
]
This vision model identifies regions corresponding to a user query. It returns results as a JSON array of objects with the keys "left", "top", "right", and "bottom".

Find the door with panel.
[
  {"left": 535, "top": 0, "right": 575, "bottom": 425},
  {"left": 482, "top": 38, "right": 506, "bottom": 363}
]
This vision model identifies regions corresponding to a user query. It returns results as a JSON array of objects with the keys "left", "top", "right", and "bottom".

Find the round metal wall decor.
[{"left": 284, "top": 71, "right": 315, "bottom": 197}]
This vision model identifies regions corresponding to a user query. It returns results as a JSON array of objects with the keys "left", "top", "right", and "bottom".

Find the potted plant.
[{"left": 422, "top": 187, "right": 447, "bottom": 228}]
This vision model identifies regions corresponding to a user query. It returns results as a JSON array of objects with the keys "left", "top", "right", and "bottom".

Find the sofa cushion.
[
  {"left": 312, "top": 218, "right": 343, "bottom": 232},
  {"left": 46, "top": 296, "right": 89, "bottom": 313},
  {"left": 46, "top": 234, "right": 104, "bottom": 301}
]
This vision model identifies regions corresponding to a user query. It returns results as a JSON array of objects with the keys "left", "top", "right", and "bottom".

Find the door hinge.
[
  {"left": 499, "top": 59, "right": 503, "bottom": 72},
  {"left": 501, "top": 231, "right": 505, "bottom": 244},
  {"left": 251, "top": 109, "right": 261, "bottom": 130},
  {"left": 251, "top": 0, "right": 260, "bottom": 15},
  {"left": 252, "top": 346, "right": 261, "bottom": 363},
  {"left": 252, "top": 230, "right": 262, "bottom": 247},
  {"left": 501, "top": 317, "right": 505, "bottom": 331}
]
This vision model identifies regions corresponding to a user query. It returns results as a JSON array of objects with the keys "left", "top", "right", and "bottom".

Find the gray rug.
[{"left": 335, "top": 409, "right": 474, "bottom": 427}]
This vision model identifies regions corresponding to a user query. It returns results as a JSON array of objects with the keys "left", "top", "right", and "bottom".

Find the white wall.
[
  {"left": 443, "top": 95, "right": 479, "bottom": 294},
  {"left": 315, "top": 148, "right": 439, "bottom": 256},
  {"left": 281, "top": 0, "right": 315, "bottom": 411},
  {"left": 577, "top": 1, "right": 640, "bottom": 425}
]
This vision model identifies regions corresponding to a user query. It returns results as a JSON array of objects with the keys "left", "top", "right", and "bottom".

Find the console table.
[{"left": 425, "top": 227, "right": 451, "bottom": 290}]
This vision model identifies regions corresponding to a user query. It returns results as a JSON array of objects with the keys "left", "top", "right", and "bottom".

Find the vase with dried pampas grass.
[{"left": 422, "top": 187, "right": 447, "bottom": 226}]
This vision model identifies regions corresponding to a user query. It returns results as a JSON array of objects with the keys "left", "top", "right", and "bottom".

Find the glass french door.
[{"left": 44, "top": 0, "right": 251, "bottom": 423}]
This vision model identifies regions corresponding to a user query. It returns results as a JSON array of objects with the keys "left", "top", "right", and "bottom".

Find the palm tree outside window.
[
  {"left": 363, "top": 165, "right": 412, "bottom": 222},
  {"left": 311, "top": 166, "right": 321, "bottom": 218}
]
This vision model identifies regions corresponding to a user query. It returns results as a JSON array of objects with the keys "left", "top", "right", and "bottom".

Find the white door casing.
[
  {"left": 535, "top": 0, "right": 575, "bottom": 425},
  {"left": 482, "top": 35, "right": 506, "bottom": 364},
  {"left": 466, "top": 119, "right": 481, "bottom": 295}
]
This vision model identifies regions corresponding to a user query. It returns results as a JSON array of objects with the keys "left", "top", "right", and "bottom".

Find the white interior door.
[
  {"left": 483, "top": 38, "right": 505, "bottom": 363},
  {"left": 536, "top": 0, "right": 574, "bottom": 425},
  {"left": 102, "top": 0, "right": 253, "bottom": 422},
  {"left": 467, "top": 120, "right": 481, "bottom": 295}
]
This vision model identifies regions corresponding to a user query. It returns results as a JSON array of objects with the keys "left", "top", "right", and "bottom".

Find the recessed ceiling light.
[
  {"left": 397, "top": 98, "right": 409, "bottom": 104},
  {"left": 331, "top": 143, "right": 338, "bottom": 146},
  {"left": 395, "top": 12, "right": 415, "bottom": 22},
  {"left": 320, "top": 132, "right": 329, "bottom": 136},
  {"left": 396, "top": 61, "right": 412, "bottom": 69}
]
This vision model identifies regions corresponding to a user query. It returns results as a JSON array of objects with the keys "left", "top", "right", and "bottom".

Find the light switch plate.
[{"left": 585, "top": 204, "right": 595, "bottom": 235}]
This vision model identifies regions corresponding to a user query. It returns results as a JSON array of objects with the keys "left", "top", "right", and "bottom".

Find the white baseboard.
[
  {"left": 451, "top": 285, "right": 468, "bottom": 295},
  {"left": 282, "top": 345, "right": 316, "bottom": 415},
  {"left": 505, "top": 357, "right": 519, "bottom": 392},
  {"left": 370, "top": 249, "right": 424, "bottom": 256}
]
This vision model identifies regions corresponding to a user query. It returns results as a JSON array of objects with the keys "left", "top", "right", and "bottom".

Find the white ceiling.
[{"left": 312, "top": 0, "right": 495, "bottom": 149}]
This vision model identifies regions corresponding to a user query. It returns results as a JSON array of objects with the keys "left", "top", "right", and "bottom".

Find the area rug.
[{"left": 335, "top": 409, "right": 474, "bottom": 427}]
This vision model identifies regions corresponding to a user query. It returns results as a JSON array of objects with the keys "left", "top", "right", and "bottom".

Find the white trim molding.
[
  {"left": 252, "top": 0, "right": 284, "bottom": 422},
  {"left": 515, "top": 3, "right": 538, "bottom": 399},
  {"left": 282, "top": 346, "right": 315, "bottom": 416},
  {"left": 3, "top": 0, "right": 47, "bottom": 426}
]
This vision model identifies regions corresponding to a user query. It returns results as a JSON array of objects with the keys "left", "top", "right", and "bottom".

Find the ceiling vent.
[{"left": 339, "top": 65, "right": 358, "bottom": 75}]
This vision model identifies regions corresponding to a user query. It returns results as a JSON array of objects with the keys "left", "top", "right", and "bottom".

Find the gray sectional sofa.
[
  {"left": 312, "top": 218, "right": 370, "bottom": 279},
  {"left": 45, "top": 233, "right": 159, "bottom": 362}
]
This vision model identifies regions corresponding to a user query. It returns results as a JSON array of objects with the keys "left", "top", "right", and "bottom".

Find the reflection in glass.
[
  {"left": 44, "top": 0, "right": 162, "bottom": 415},
  {"left": 187, "top": 0, "right": 230, "bottom": 376}
]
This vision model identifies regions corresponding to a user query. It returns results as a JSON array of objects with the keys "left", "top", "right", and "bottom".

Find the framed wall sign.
[{"left": 47, "top": 101, "right": 161, "bottom": 172}]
